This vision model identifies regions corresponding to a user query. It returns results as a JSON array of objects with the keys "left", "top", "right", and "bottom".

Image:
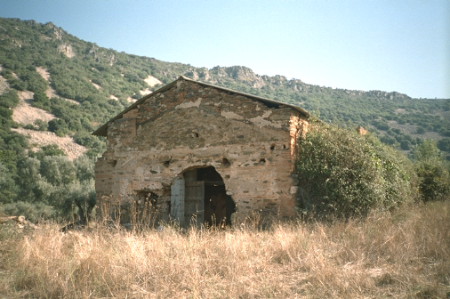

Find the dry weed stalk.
[{"left": 0, "top": 201, "right": 449, "bottom": 298}]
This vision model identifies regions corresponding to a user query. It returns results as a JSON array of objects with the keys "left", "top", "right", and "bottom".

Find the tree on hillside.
[
  {"left": 10, "top": 153, "right": 96, "bottom": 223},
  {"left": 412, "top": 140, "right": 450, "bottom": 202},
  {"left": 48, "top": 119, "right": 68, "bottom": 137},
  {"left": 0, "top": 162, "right": 17, "bottom": 204}
]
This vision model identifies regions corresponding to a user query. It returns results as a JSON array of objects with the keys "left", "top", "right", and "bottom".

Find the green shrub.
[
  {"left": 373, "top": 121, "right": 389, "bottom": 131},
  {"left": 31, "top": 91, "right": 50, "bottom": 110},
  {"left": 48, "top": 119, "right": 68, "bottom": 136},
  {"left": 0, "top": 106, "right": 12, "bottom": 118},
  {"left": 20, "top": 68, "right": 48, "bottom": 93},
  {"left": 0, "top": 162, "right": 17, "bottom": 204},
  {"left": 400, "top": 140, "right": 412, "bottom": 150},
  {"left": 60, "top": 181, "right": 96, "bottom": 224},
  {"left": 412, "top": 140, "right": 450, "bottom": 202},
  {"left": 28, "top": 144, "right": 66, "bottom": 161},
  {"left": 74, "top": 133, "right": 106, "bottom": 158},
  {"left": 380, "top": 135, "right": 396, "bottom": 145},
  {"left": 23, "top": 124, "right": 37, "bottom": 130},
  {"left": 0, "top": 89, "right": 20, "bottom": 109},
  {"left": 33, "top": 119, "right": 48, "bottom": 131},
  {"left": 416, "top": 163, "right": 450, "bottom": 202},
  {"left": 437, "top": 138, "right": 450, "bottom": 152},
  {"left": 416, "top": 127, "right": 426, "bottom": 134},
  {"left": 296, "top": 122, "right": 414, "bottom": 219}
]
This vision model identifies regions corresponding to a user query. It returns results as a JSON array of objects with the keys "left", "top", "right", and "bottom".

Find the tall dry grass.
[{"left": 1, "top": 201, "right": 449, "bottom": 299}]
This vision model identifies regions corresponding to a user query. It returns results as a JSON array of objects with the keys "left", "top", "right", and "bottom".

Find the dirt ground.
[{"left": 12, "top": 91, "right": 55, "bottom": 125}]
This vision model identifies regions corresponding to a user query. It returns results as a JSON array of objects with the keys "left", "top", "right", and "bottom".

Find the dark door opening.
[{"left": 182, "top": 166, "right": 235, "bottom": 227}]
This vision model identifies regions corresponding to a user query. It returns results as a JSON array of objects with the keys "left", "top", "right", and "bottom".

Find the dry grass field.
[{"left": 1, "top": 200, "right": 449, "bottom": 299}]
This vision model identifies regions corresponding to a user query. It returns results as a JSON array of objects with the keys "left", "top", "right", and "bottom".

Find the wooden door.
[
  {"left": 170, "top": 175, "right": 185, "bottom": 223},
  {"left": 184, "top": 181, "right": 205, "bottom": 228}
]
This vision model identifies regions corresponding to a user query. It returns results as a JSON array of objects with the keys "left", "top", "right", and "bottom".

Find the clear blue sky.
[{"left": 0, "top": 0, "right": 449, "bottom": 99}]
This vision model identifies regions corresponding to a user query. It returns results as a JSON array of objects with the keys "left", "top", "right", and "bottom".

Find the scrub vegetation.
[
  {"left": 297, "top": 122, "right": 415, "bottom": 218},
  {"left": 296, "top": 121, "right": 449, "bottom": 218}
]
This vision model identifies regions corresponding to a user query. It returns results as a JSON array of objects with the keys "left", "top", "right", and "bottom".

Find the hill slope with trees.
[{"left": 0, "top": 17, "right": 449, "bottom": 221}]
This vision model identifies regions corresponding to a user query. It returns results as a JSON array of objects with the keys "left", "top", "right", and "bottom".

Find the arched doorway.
[{"left": 170, "top": 166, "right": 235, "bottom": 228}]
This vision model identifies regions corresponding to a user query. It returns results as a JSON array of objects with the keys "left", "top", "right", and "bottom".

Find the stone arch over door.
[{"left": 170, "top": 166, "right": 235, "bottom": 228}]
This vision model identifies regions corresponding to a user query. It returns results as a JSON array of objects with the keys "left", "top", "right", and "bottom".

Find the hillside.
[
  {"left": 1, "top": 18, "right": 449, "bottom": 153},
  {"left": 0, "top": 17, "right": 449, "bottom": 220}
]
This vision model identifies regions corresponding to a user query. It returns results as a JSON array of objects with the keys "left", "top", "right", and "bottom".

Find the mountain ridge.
[{"left": 1, "top": 17, "right": 415, "bottom": 101}]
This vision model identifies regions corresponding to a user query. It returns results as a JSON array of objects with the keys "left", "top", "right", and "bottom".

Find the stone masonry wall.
[{"left": 95, "top": 79, "right": 309, "bottom": 225}]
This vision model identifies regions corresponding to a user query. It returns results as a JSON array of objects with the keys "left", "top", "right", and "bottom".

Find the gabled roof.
[{"left": 93, "top": 76, "right": 310, "bottom": 136}]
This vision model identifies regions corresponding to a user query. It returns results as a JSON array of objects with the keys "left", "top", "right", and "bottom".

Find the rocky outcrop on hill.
[
  {"left": 366, "top": 90, "right": 410, "bottom": 100},
  {"left": 87, "top": 45, "right": 116, "bottom": 66},
  {"left": 57, "top": 43, "right": 75, "bottom": 58},
  {"left": 44, "top": 21, "right": 65, "bottom": 40},
  {"left": 179, "top": 65, "right": 413, "bottom": 101}
]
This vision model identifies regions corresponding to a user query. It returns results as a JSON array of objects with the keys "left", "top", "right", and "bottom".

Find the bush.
[
  {"left": 48, "top": 119, "right": 68, "bottom": 136},
  {"left": 0, "top": 89, "right": 20, "bottom": 109},
  {"left": 28, "top": 144, "right": 65, "bottom": 161},
  {"left": 20, "top": 69, "right": 48, "bottom": 93},
  {"left": 416, "top": 163, "right": 450, "bottom": 202},
  {"left": 380, "top": 135, "right": 396, "bottom": 145},
  {"left": 373, "top": 121, "right": 389, "bottom": 131},
  {"left": 400, "top": 140, "right": 411, "bottom": 150},
  {"left": 10, "top": 152, "right": 97, "bottom": 222},
  {"left": 40, "top": 156, "right": 77, "bottom": 187},
  {"left": 74, "top": 133, "right": 98, "bottom": 147},
  {"left": 0, "top": 162, "right": 17, "bottom": 204},
  {"left": 296, "top": 122, "right": 414, "bottom": 219},
  {"left": 437, "top": 138, "right": 450, "bottom": 152},
  {"left": 416, "top": 127, "right": 426, "bottom": 134},
  {"left": 23, "top": 124, "right": 37, "bottom": 130},
  {"left": 34, "top": 119, "right": 48, "bottom": 131},
  {"left": 412, "top": 140, "right": 450, "bottom": 202},
  {"left": 32, "top": 91, "right": 50, "bottom": 110},
  {"left": 74, "top": 133, "right": 106, "bottom": 157},
  {"left": 60, "top": 181, "right": 96, "bottom": 224}
]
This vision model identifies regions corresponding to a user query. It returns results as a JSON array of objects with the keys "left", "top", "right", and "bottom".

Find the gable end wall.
[{"left": 95, "top": 80, "right": 309, "bottom": 225}]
